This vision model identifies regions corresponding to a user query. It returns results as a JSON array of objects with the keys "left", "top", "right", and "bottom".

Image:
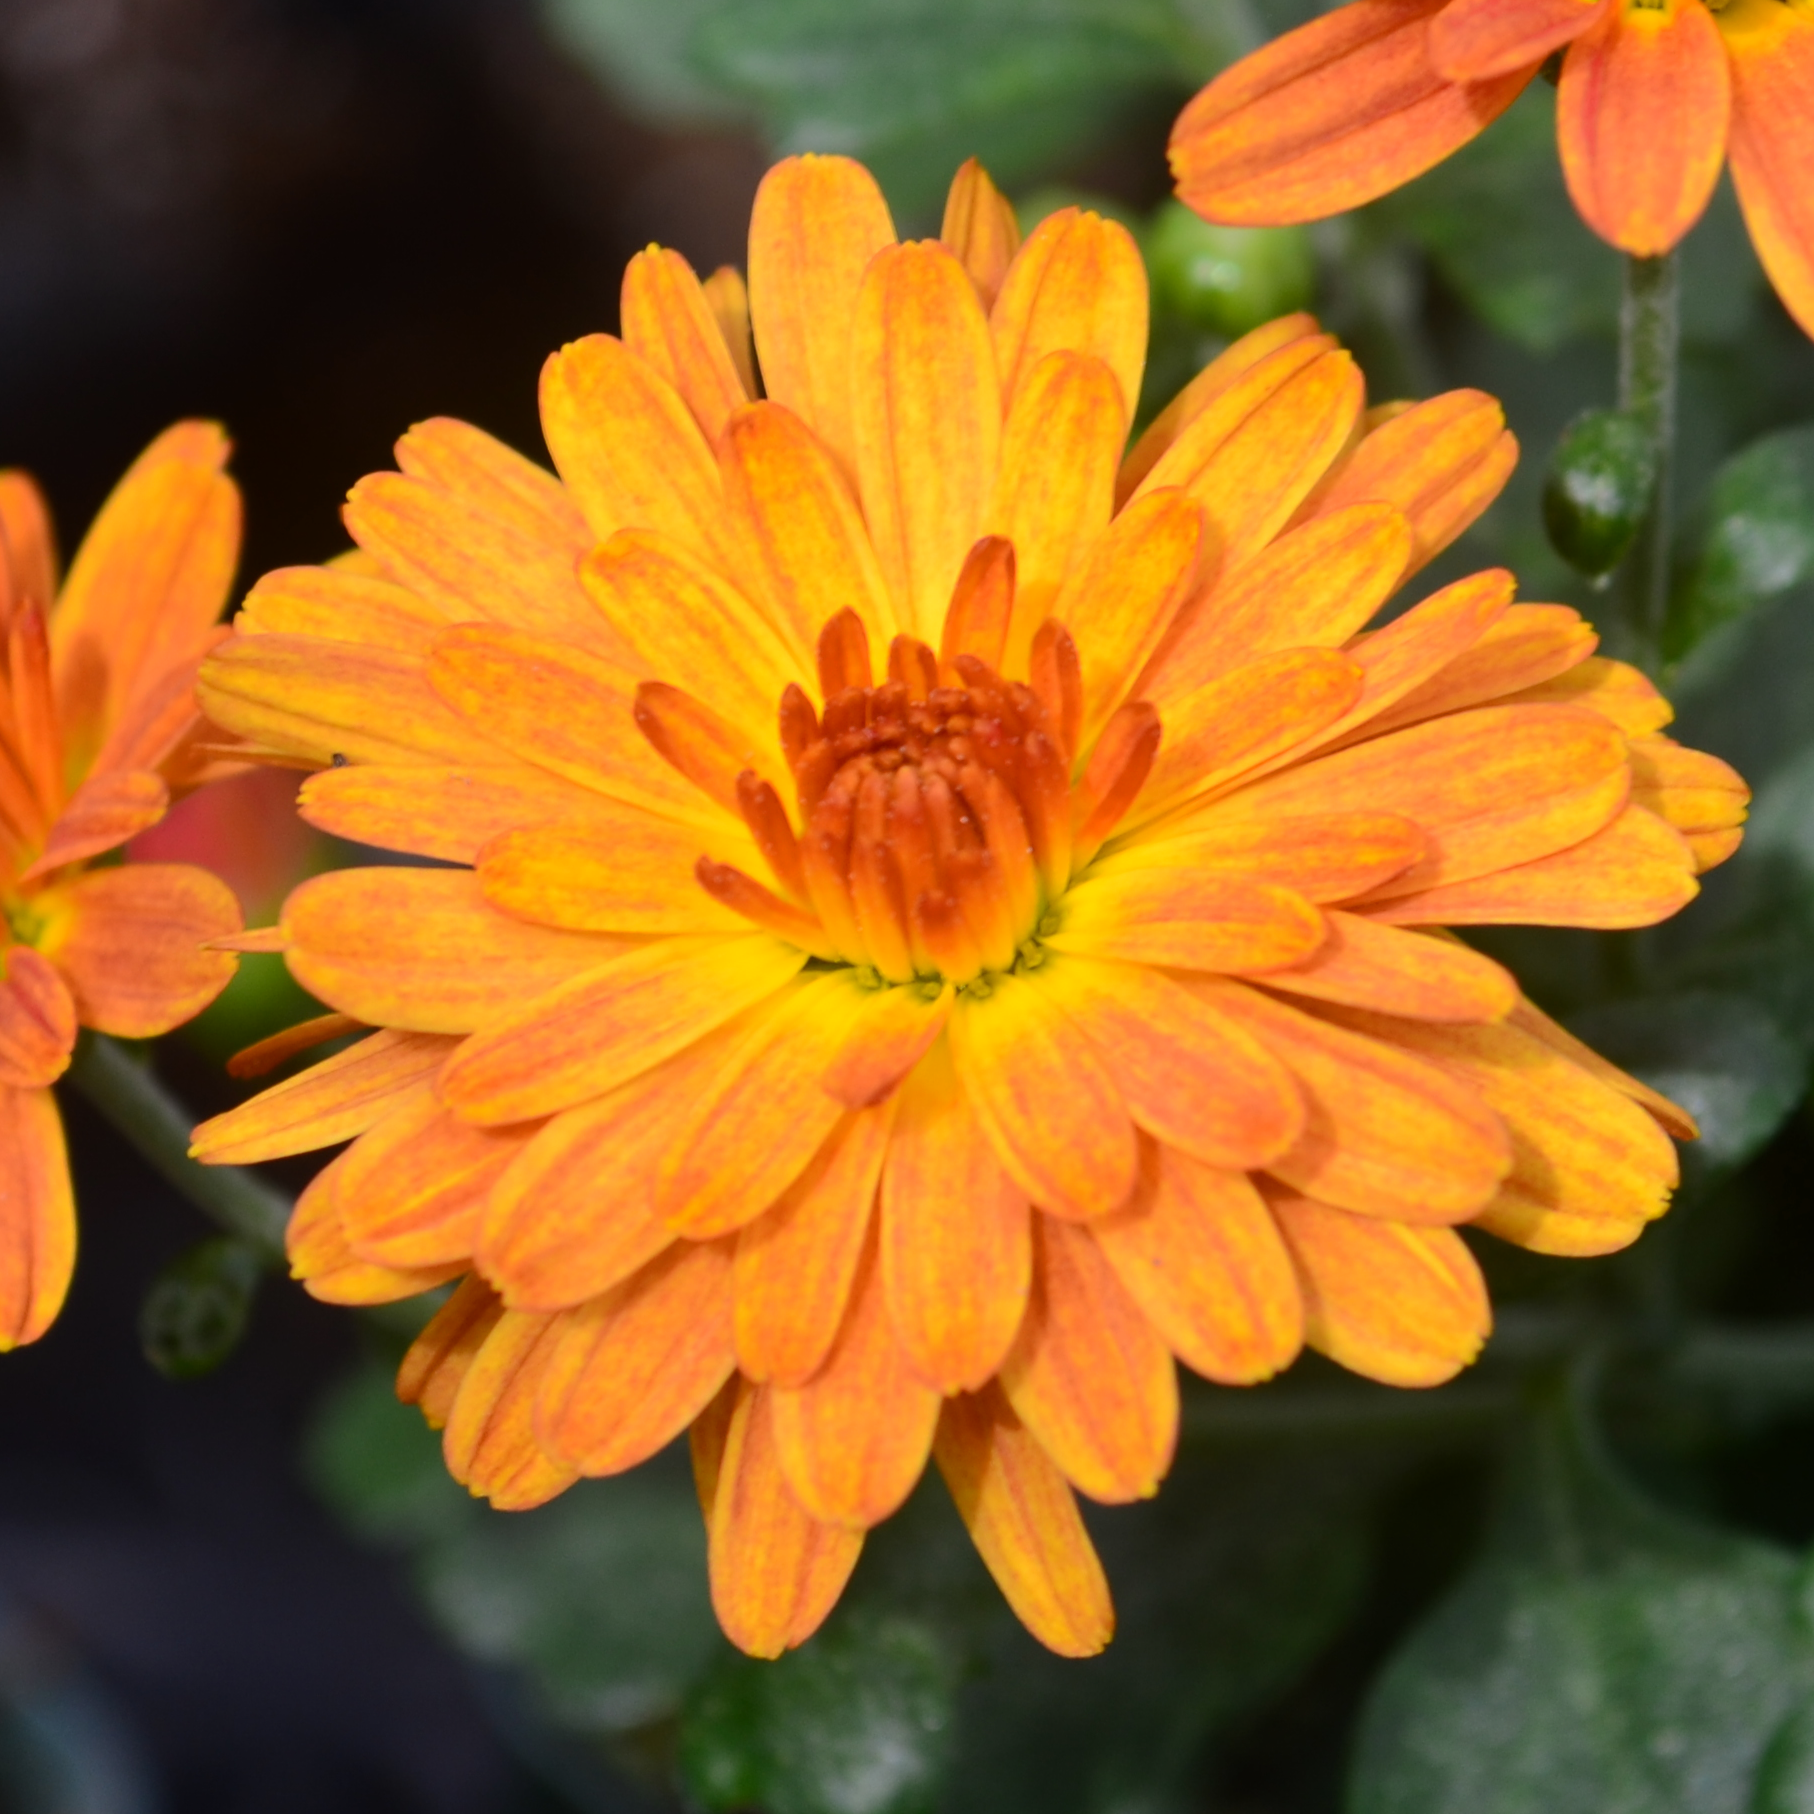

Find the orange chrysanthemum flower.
[
  {"left": 193, "top": 154, "right": 1745, "bottom": 1660},
  {"left": 1, "top": 426, "right": 246, "bottom": 1348},
  {"left": 1170, "top": 0, "right": 1814, "bottom": 337}
]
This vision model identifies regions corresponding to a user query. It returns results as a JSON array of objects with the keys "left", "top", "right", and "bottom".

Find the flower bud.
[
  {"left": 1144, "top": 202, "right": 1315, "bottom": 338},
  {"left": 141, "top": 1236, "right": 262, "bottom": 1379},
  {"left": 1543, "top": 408, "right": 1658, "bottom": 578}
]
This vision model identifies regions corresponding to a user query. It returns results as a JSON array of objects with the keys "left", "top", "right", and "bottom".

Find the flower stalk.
[
  {"left": 65, "top": 1034, "right": 290, "bottom": 1263},
  {"left": 1617, "top": 250, "right": 1681, "bottom": 675}
]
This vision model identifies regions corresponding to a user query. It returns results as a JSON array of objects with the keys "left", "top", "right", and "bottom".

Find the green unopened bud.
[
  {"left": 141, "top": 1236, "right": 263, "bottom": 1379},
  {"left": 1144, "top": 202, "right": 1315, "bottom": 339},
  {"left": 1543, "top": 408, "right": 1659, "bottom": 578}
]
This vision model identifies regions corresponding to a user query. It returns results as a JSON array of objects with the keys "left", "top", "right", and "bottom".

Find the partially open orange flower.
[
  {"left": 1170, "top": 0, "right": 1814, "bottom": 337},
  {"left": 0, "top": 426, "right": 246, "bottom": 1349},
  {"left": 193, "top": 154, "right": 1745, "bottom": 1660}
]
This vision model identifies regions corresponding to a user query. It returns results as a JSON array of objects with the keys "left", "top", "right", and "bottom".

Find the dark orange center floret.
[{"left": 691, "top": 607, "right": 1163, "bottom": 988}]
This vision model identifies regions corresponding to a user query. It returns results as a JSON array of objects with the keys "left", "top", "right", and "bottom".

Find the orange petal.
[
  {"left": 821, "top": 981, "right": 953, "bottom": 1108},
  {"left": 226, "top": 1011, "right": 364, "bottom": 1081},
  {"left": 437, "top": 933, "right": 806, "bottom": 1125},
  {"left": 1169, "top": 0, "right": 1534, "bottom": 224},
  {"left": 343, "top": 466, "right": 597, "bottom": 643},
  {"left": 1044, "top": 952, "right": 1306, "bottom": 1169},
  {"left": 1431, "top": 0, "right": 1611, "bottom": 79},
  {"left": 1343, "top": 1012, "right": 1677, "bottom": 1253},
  {"left": 197, "top": 632, "right": 474, "bottom": 771},
  {"left": 1508, "top": 992, "right": 1696, "bottom": 1139},
  {"left": 880, "top": 1035, "right": 1032, "bottom": 1392},
  {"left": 1270, "top": 1189, "right": 1490, "bottom": 1386},
  {"left": 443, "top": 1310, "right": 578, "bottom": 1511},
  {"left": 234, "top": 562, "right": 450, "bottom": 652},
  {"left": 707, "top": 1379, "right": 865, "bottom": 1658},
  {"left": 392, "top": 414, "right": 592, "bottom": 548},
  {"left": 1258, "top": 911, "right": 1518, "bottom": 1020},
  {"left": 427, "top": 622, "right": 718, "bottom": 829},
  {"left": 772, "top": 1218, "right": 942, "bottom": 1527},
  {"left": 747, "top": 155, "right": 897, "bottom": 478},
  {"left": 1096, "top": 1139, "right": 1303, "bottom": 1385},
  {"left": 0, "top": 470, "right": 57, "bottom": 618},
  {"left": 621, "top": 245, "right": 751, "bottom": 441},
  {"left": 719, "top": 402, "right": 900, "bottom": 660},
  {"left": 1051, "top": 489, "right": 1202, "bottom": 748},
  {"left": 1240, "top": 702, "right": 1632, "bottom": 898},
  {"left": 998, "top": 1214, "right": 1178, "bottom": 1503},
  {"left": 23, "top": 768, "right": 168, "bottom": 881},
  {"left": 537, "top": 334, "right": 730, "bottom": 565},
  {"left": 736, "top": 1103, "right": 894, "bottom": 1386},
  {"left": 578, "top": 528, "right": 808, "bottom": 754},
  {"left": 992, "top": 207, "right": 1147, "bottom": 423},
  {"left": 37, "top": 863, "right": 238, "bottom": 1038},
  {"left": 0, "top": 1085, "right": 73, "bottom": 1350},
  {"left": 1360, "top": 604, "right": 1598, "bottom": 740},
  {"left": 398, "top": 1274, "right": 505, "bottom": 1427},
  {"left": 1140, "top": 503, "right": 1411, "bottom": 702},
  {"left": 987, "top": 352, "right": 1128, "bottom": 665},
  {"left": 1046, "top": 867, "right": 1328, "bottom": 975},
  {"left": 1558, "top": 0, "right": 1730, "bottom": 255},
  {"left": 281, "top": 867, "right": 628, "bottom": 1036},
  {"left": 1507, "top": 652, "right": 1672, "bottom": 734},
  {"left": 1298, "top": 389, "right": 1518, "bottom": 574},
  {"left": 703, "top": 265, "right": 759, "bottom": 397},
  {"left": 191, "top": 1028, "right": 455, "bottom": 1164},
  {"left": 1133, "top": 646, "right": 1365, "bottom": 824},
  {"left": 948, "top": 972, "right": 1138, "bottom": 1221},
  {"left": 1725, "top": 0, "right": 1814, "bottom": 339},
  {"left": 658, "top": 971, "right": 885, "bottom": 1237},
  {"left": 299, "top": 762, "right": 615, "bottom": 866},
  {"left": 1138, "top": 347, "right": 1366, "bottom": 572},
  {"left": 941, "top": 157, "right": 1022, "bottom": 309},
  {"left": 287, "top": 1148, "right": 461, "bottom": 1305},
  {"left": 0, "top": 948, "right": 75, "bottom": 1089},
  {"left": 1367, "top": 801, "right": 1698, "bottom": 927},
  {"left": 50, "top": 421, "right": 239, "bottom": 744},
  {"left": 1203, "top": 981, "right": 1512, "bottom": 1220},
  {"left": 534, "top": 1239, "right": 737, "bottom": 1475},
  {"left": 1628, "top": 734, "right": 1749, "bottom": 869},
  {"left": 1094, "top": 810, "right": 1425, "bottom": 904},
  {"left": 932, "top": 1383, "right": 1113, "bottom": 1658},
  {"left": 338, "top": 1091, "right": 531, "bottom": 1270},
  {"left": 475, "top": 1027, "right": 749, "bottom": 1310},
  {"left": 852, "top": 241, "right": 1002, "bottom": 641},
  {"left": 477, "top": 811, "right": 750, "bottom": 937},
  {"left": 1119, "top": 315, "right": 1329, "bottom": 503}
]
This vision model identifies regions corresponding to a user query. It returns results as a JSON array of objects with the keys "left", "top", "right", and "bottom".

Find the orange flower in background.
[
  {"left": 1169, "top": 0, "right": 1814, "bottom": 337},
  {"left": 0, "top": 427, "right": 246, "bottom": 1349},
  {"left": 193, "top": 153, "right": 1744, "bottom": 1660}
]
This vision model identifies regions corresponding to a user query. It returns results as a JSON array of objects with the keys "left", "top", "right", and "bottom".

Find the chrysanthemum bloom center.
[{"left": 689, "top": 605, "right": 1151, "bottom": 990}]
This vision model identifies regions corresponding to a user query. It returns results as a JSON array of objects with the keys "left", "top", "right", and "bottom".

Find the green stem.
[
  {"left": 63, "top": 1034, "right": 291, "bottom": 1263},
  {"left": 1617, "top": 250, "right": 1680, "bottom": 674}
]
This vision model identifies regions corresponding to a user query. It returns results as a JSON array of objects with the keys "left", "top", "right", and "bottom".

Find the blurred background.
[{"left": 9, "top": 1, "right": 1814, "bottom": 1810}]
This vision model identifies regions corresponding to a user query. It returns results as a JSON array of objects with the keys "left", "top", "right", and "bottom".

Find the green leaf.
[
  {"left": 679, "top": 1608, "right": 962, "bottom": 1814},
  {"left": 1564, "top": 991, "right": 1807, "bottom": 1185},
  {"left": 420, "top": 1461, "right": 721, "bottom": 1735},
  {"left": 138, "top": 1236, "right": 263, "bottom": 1380},
  {"left": 1543, "top": 408, "right": 1658, "bottom": 579},
  {"left": 1669, "top": 428, "right": 1814, "bottom": 668},
  {"left": 1353, "top": 1391, "right": 1814, "bottom": 1814},
  {"left": 690, "top": 0, "right": 1218, "bottom": 217},
  {"left": 304, "top": 1360, "right": 473, "bottom": 1547}
]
